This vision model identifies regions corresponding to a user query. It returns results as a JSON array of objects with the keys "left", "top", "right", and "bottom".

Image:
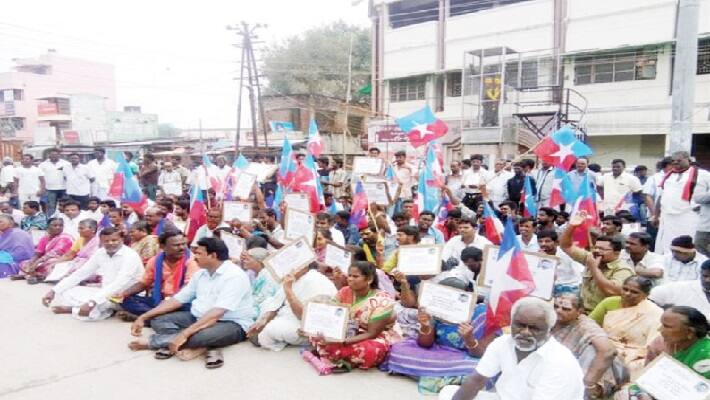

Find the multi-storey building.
[{"left": 368, "top": 0, "right": 710, "bottom": 167}]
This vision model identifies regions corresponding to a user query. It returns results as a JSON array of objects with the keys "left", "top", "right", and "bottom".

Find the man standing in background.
[
  {"left": 487, "top": 159, "right": 513, "bottom": 208},
  {"left": 39, "top": 148, "right": 70, "bottom": 215},
  {"left": 14, "top": 154, "right": 44, "bottom": 204},
  {"left": 87, "top": 148, "right": 117, "bottom": 200}
]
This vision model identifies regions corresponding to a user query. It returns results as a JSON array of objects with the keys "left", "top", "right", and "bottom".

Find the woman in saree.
[
  {"left": 129, "top": 221, "right": 159, "bottom": 264},
  {"left": 552, "top": 292, "right": 628, "bottom": 399},
  {"left": 589, "top": 276, "right": 663, "bottom": 377},
  {"left": 46, "top": 219, "right": 100, "bottom": 282},
  {"left": 0, "top": 214, "right": 34, "bottom": 278},
  {"left": 14, "top": 218, "right": 74, "bottom": 284},
  {"left": 309, "top": 261, "right": 400, "bottom": 370},
  {"left": 614, "top": 306, "right": 710, "bottom": 399},
  {"left": 381, "top": 278, "right": 498, "bottom": 395}
]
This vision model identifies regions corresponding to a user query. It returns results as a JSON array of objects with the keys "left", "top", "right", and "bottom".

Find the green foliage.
[{"left": 262, "top": 21, "right": 370, "bottom": 101}]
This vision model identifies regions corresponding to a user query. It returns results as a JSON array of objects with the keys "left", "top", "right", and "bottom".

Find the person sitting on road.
[
  {"left": 41, "top": 227, "right": 144, "bottom": 321},
  {"left": 114, "top": 231, "right": 199, "bottom": 320},
  {"left": 128, "top": 237, "right": 255, "bottom": 369}
]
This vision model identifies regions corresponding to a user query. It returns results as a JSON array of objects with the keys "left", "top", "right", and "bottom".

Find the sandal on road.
[
  {"left": 154, "top": 349, "right": 174, "bottom": 360},
  {"left": 204, "top": 349, "right": 224, "bottom": 369},
  {"left": 9, "top": 274, "right": 25, "bottom": 281}
]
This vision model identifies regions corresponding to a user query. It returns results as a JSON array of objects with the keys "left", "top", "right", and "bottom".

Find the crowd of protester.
[{"left": 2, "top": 145, "right": 710, "bottom": 400}]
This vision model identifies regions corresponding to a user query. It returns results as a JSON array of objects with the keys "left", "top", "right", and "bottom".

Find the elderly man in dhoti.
[{"left": 653, "top": 151, "right": 710, "bottom": 255}]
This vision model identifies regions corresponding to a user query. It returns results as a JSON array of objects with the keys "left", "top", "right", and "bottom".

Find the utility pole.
[
  {"left": 198, "top": 118, "right": 204, "bottom": 153},
  {"left": 228, "top": 22, "right": 268, "bottom": 154},
  {"left": 670, "top": 0, "right": 700, "bottom": 154},
  {"left": 342, "top": 32, "right": 354, "bottom": 160}
]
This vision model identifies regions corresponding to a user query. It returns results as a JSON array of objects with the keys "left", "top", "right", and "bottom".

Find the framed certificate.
[
  {"left": 232, "top": 171, "right": 256, "bottom": 200},
  {"left": 284, "top": 208, "right": 316, "bottom": 243},
  {"left": 264, "top": 236, "right": 317, "bottom": 282},
  {"left": 361, "top": 181, "right": 390, "bottom": 205},
  {"left": 352, "top": 156, "right": 384, "bottom": 176},
  {"left": 284, "top": 193, "right": 310, "bottom": 212},
  {"left": 301, "top": 301, "right": 349, "bottom": 342},
  {"left": 479, "top": 245, "right": 558, "bottom": 300},
  {"left": 222, "top": 201, "right": 252, "bottom": 223},
  {"left": 397, "top": 244, "right": 443, "bottom": 276},
  {"left": 30, "top": 229, "right": 46, "bottom": 246},
  {"left": 324, "top": 243, "right": 352, "bottom": 272},
  {"left": 220, "top": 231, "right": 245, "bottom": 258},
  {"left": 636, "top": 354, "right": 710, "bottom": 400},
  {"left": 418, "top": 281, "right": 476, "bottom": 324}
]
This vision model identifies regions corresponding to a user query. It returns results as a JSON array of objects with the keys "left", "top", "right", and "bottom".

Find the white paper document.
[
  {"left": 285, "top": 209, "right": 315, "bottom": 242},
  {"left": 418, "top": 282, "right": 475, "bottom": 324},
  {"left": 397, "top": 245, "right": 443, "bottom": 275},
  {"left": 232, "top": 172, "right": 256, "bottom": 199},
  {"left": 264, "top": 237, "right": 317, "bottom": 281},
  {"left": 222, "top": 201, "right": 252, "bottom": 223},
  {"left": 636, "top": 355, "right": 710, "bottom": 400},
  {"left": 324, "top": 244, "right": 351, "bottom": 272},
  {"left": 301, "top": 302, "right": 349, "bottom": 342},
  {"left": 362, "top": 182, "right": 389, "bottom": 205},
  {"left": 284, "top": 193, "right": 310, "bottom": 212},
  {"left": 352, "top": 156, "right": 383, "bottom": 176},
  {"left": 221, "top": 232, "right": 245, "bottom": 259}
]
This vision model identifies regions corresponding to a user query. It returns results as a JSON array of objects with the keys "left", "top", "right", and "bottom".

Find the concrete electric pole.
[{"left": 669, "top": 0, "right": 700, "bottom": 154}]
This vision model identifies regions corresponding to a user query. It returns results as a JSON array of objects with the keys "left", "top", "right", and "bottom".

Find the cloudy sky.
[{"left": 0, "top": 0, "right": 370, "bottom": 129}]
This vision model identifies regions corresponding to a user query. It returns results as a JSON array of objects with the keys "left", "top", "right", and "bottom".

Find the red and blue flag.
[
  {"left": 307, "top": 118, "right": 323, "bottom": 158},
  {"left": 417, "top": 142, "right": 441, "bottom": 214},
  {"left": 482, "top": 202, "right": 503, "bottom": 245},
  {"left": 534, "top": 126, "right": 592, "bottom": 170},
  {"left": 485, "top": 218, "right": 536, "bottom": 335},
  {"left": 186, "top": 185, "right": 207, "bottom": 242},
  {"left": 396, "top": 105, "right": 448, "bottom": 148},
  {"left": 278, "top": 136, "right": 298, "bottom": 187},
  {"left": 570, "top": 173, "right": 599, "bottom": 248},
  {"left": 522, "top": 176, "right": 537, "bottom": 218},
  {"left": 292, "top": 154, "right": 325, "bottom": 213},
  {"left": 349, "top": 181, "right": 369, "bottom": 229},
  {"left": 550, "top": 167, "right": 577, "bottom": 208},
  {"left": 108, "top": 153, "right": 148, "bottom": 215}
]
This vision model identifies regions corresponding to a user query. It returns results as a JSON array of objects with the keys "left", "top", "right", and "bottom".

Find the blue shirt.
[
  {"left": 335, "top": 223, "right": 361, "bottom": 246},
  {"left": 424, "top": 226, "right": 445, "bottom": 244},
  {"left": 173, "top": 260, "right": 255, "bottom": 330}
]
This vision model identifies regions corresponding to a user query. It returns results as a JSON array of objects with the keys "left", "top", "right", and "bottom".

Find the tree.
[{"left": 261, "top": 21, "right": 370, "bottom": 101}]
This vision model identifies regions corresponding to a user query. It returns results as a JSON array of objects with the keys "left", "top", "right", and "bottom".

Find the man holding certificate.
[{"left": 246, "top": 264, "right": 336, "bottom": 351}]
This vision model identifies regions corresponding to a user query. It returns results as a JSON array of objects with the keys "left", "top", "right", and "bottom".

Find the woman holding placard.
[
  {"left": 310, "top": 261, "right": 399, "bottom": 370},
  {"left": 613, "top": 306, "right": 710, "bottom": 399},
  {"left": 380, "top": 279, "right": 498, "bottom": 395}
]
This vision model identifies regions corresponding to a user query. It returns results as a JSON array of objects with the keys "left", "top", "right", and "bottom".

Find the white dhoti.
[
  {"left": 656, "top": 212, "right": 699, "bottom": 255},
  {"left": 52, "top": 286, "right": 117, "bottom": 321},
  {"left": 258, "top": 316, "right": 307, "bottom": 351},
  {"left": 438, "top": 386, "right": 499, "bottom": 400}
]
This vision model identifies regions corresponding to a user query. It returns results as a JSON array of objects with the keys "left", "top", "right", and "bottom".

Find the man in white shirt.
[
  {"left": 86, "top": 148, "right": 117, "bottom": 200},
  {"left": 326, "top": 159, "right": 348, "bottom": 199},
  {"left": 59, "top": 199, "right": 90, "bottom": 239},
  {"left": 599, "top": 159, "right": 642, "bottom": 216},
  {"left": 393, "top": 150, "right": 414, "bottom": 200},
  {"left": 315, "top": 212, "right": 345, "bottom": 246},
  {"left": 0, "top": 157, "right": 15, "bottom": 193},
  {"left": 534, "top": 162, "right": 555, "bottom": 209},
  {"left": 662, "top": 235, "right": 709, "bottom": 283},
  {"left": 446, "top": 161, "right": 465, "bottom": 201},
  {"left": 443, "top": 297, "right": 584, "bottom": 400},
  {"left": 38, "top": 148, "right": 71, "bottom": 215},
  {"left": 567, "top": 157, "right": 597, "bottom": 194},
  {"left": 654, "top": 151, "right": 710, "bottom": 254},
  {"left": 440, "top": 218, "right": 492, "bottom": 285},
  {"left": 619, "top": 232, "right": 664, "bottom": 282},
  {"left": 64, "top": 153, "right": 94, "bottom": 209},
  {"left": 41, "top": 227, "right": 144, "bottom": 321},
  {"left": 158, "top": 162, "right": 184, "bottom": 197},
  {"left": 487, "top": 159, "right": 514, "bottom": 207},
  {"left": 517, "top": 217, "right": 539, "bottom": 252},
  {"left": 537, "top": 229, "right": 585, "bottom": 294},
  {"left": 14, "top": 154, "right": 45, "bottom": 204},
  {"left": 187, "top": 157, "right": 210, "bottom": 194},
  {"left": 128, "top": 237, "right": 254, "bottom": 366},
  {"left": 461, "top": 154, "right": 493, "bottom": 210},
  {"left": 650, "top": 259, "right": 710, "bottom": 320}
]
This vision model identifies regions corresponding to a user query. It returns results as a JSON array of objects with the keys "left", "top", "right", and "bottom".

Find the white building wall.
[{"left": 383, "top": 22, "right": 438, "bottom": 79}]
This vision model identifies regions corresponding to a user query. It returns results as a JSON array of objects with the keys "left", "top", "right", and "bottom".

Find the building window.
[
  {"left": 389, "top": 77, "right": 426, "bottom": 102},
  {"left": 699, "top": 38, "right": 710, "bottom": 75},
  {"left": 450, "top": 0, "right": 533, "bottom": 17},
  {"left": 1, "top": 117, "right": 25, "bottom": 131},
  {"left": 504, "top": 60, "right": 538, "bottom": 89},
  {"left": 446, "top": 71, "right": 462, "bottom": 97},
  {"left": 389, "top": 0, "right": 438, "bottom": 29},
  {"left": 0, "top": 89, "right": 24, "bottom": 102},
  {"left": 574, "top": 50, "right": 657, "bottom": 85}
]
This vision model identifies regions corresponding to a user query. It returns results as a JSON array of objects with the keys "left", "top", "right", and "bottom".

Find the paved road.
[{"left": 1, "top": 280, "right": 421, "bottom": 400}]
